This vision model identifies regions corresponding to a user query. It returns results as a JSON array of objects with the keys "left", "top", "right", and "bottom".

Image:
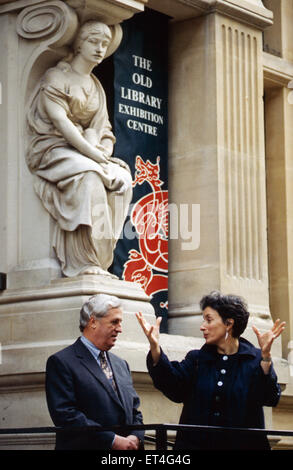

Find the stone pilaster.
[
  {"left": 263, "top": 0, "right": 293, "bottom": 372},
  {"left": 166, "top": 1, "right": 277, "bottom": 343}
]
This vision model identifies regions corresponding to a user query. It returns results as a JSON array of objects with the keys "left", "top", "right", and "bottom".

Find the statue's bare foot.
[{"left": 80, "top": 266, "right": 118, "bottom": 279}]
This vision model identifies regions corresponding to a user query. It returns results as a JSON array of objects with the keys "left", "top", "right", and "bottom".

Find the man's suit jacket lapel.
[{"left": 73, "top": 338, "right": 124, "bottom": 410}]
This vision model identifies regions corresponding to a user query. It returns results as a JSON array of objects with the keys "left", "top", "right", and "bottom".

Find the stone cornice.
[
  {"left": 0, "top": 0, "right": 273, "bottom": 27},
  {"left": 0, "top": 0, "right": 147, "bottom": 23},
  {"left": 0, "top": 0, "right": 47, "bottom": 13},
  {"left": 0, "top": 372, "right": 45, "bottom": 392},
  {"left": 211, "top": 0, "right": 273, "bottom": 28},
  {"left": 149, "top": 0, "right": 273, "bottom": 29},
  {"left": 0, "top": 276, "right": 150, "bottom": 304},
  {"left": 263, "top": 52, "right": 293, "bottom": 88},
  {"left": 65, "top": 0, "right": 146, "bottom": 23}
]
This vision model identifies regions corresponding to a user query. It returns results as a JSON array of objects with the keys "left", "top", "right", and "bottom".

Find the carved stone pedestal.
[{"left": 0, "top": 276, "right": 154, "bottom": 431}]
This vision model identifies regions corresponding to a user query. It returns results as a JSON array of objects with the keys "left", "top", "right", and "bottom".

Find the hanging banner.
[{"left": 112, "top": 10, "right": 169, "bottom": 330}]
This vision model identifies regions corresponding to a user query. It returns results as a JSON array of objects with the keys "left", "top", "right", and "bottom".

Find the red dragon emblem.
[{"left": 123, "top": 156, "right": 168, "bottom": 308}]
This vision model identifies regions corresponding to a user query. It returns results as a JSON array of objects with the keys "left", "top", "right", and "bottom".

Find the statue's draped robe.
[{"left": 27, "top": 62, "right": 132, "bottom": 276}]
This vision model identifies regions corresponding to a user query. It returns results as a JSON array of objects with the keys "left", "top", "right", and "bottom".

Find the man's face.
[{"left": 91, "top": 307, "right": 123, "bottom": 351}]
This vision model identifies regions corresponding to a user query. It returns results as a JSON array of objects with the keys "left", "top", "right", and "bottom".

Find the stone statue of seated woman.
[{"left": 26, "top": 20, "right": 132, "bottom": 278}]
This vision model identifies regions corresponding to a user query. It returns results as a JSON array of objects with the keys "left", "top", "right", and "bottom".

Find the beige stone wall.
[{"left": 0, "top": 0, "right": 293, "bottom": 450}]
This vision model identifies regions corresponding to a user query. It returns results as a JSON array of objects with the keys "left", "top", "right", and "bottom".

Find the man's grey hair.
[{"left": 79, "top": 294, "right": 121, "bottom": 332}]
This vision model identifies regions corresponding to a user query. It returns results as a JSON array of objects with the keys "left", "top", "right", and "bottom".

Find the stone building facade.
[{"left": 0, "top": 0, "right": 292, "bottom": 450}]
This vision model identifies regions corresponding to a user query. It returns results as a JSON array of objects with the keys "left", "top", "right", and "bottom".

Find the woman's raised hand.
[
  {"left": 136, "top": 312, "right": 162, "bottom": 364},
  {"left": 252, "top": 319, "right": 286, "bottom": 361}
]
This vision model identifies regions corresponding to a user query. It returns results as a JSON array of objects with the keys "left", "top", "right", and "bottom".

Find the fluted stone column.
[
  {"left": 263, "top": 1, "right": 293, "bottom": 437},
  {"left": 166, "top": 1, "right": 277, "bottom": 342}
]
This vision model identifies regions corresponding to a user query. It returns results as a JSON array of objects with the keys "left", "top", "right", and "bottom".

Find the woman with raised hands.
[{"left": 136, "top": 291, "right": 285, "bottom": 450}]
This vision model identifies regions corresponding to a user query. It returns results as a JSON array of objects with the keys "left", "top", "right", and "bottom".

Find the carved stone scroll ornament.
[
  {"left": 16, "top": 1, "right": 79, "bottom": 47},
  {"left": 25, "top": 20, "right": 133, "bottom": 278}
]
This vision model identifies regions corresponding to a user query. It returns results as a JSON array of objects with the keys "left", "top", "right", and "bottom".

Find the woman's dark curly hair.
[{"left": 199, "top": 291, "right": 250, "bottom": 338}]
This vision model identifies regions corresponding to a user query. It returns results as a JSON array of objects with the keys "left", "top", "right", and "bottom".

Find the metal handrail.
[{"left": 1, "top": 423, "right": 293, "bottom": 450}]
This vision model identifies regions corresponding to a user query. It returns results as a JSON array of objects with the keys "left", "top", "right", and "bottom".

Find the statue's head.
[{"left": 73, "top": 21, "right": 122, "bottom": 61}]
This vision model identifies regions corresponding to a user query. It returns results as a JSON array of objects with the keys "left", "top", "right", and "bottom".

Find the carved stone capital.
[{"left": 16, "top": 0, "right": 78, "bottom": 47}]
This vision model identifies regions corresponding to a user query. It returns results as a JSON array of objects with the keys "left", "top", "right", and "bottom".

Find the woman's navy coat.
[{"left": 147, "top": 337, "right": 281, "bottom": 450}]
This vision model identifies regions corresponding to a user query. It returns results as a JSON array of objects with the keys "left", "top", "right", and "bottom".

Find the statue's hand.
[
  {"left": 108, "top": 156, "right": 131, "bottom": 172},
  {"left": 114, "top": 176, "right": 128, "bottom": 195},
  {"left": 91, "top": 147, "right": 108, "bottom": 164},
  {"left": 82, "top": 129, "right": 108, "bottom": 163}
]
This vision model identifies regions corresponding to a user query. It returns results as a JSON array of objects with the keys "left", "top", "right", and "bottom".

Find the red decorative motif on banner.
[{"left": 123, "top": 156, "right": 168, "bottom": 306}]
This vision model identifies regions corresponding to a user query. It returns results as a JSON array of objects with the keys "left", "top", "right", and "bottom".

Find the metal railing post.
[{"left": 155, "top": 426, "right": 168, "bottom": 450}]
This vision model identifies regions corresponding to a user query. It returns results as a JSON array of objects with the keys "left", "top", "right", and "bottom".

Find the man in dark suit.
[{"left": 45, "top": 294, "right": 144, "bottom": 450}]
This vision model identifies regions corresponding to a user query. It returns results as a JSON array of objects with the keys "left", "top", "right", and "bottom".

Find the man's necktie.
[{"left": 99, "top": 351, "right": 117, "bottom": 392}]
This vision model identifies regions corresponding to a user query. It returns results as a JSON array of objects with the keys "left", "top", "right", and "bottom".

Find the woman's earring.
[{"left": 225, "top": 330, "right": 229, "bottom": 341}]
